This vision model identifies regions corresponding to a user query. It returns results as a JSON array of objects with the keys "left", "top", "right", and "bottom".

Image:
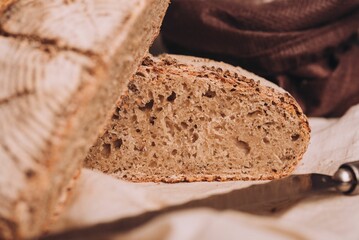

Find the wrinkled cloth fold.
[
  {"left": 49, "top": 104, "right": 359, "bottom": 240},
  {"left": 162, "top": 0, "right": 359, "bottom": 117}
]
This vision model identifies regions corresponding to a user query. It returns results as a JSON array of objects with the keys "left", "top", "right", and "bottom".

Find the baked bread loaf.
[
  {"left": 0, "top": 0, "right": 169, "bottom": 239},
  {"left": 85, "top": 54, "right": 310, "bottom": 183}
]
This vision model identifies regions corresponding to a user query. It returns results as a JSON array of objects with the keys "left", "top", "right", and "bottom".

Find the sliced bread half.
[
  {"left": 85, "top": 54, "right": 310, "bottom": 183},
  {"left": 0, "top": 0, "right": 169, "bottom": 239}
]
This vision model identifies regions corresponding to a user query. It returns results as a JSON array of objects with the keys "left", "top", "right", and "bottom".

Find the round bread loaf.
[
  {"left": 0, "top": 0, "right": 169, "bottom": 238},
  {"left": 85, "top": 54, "right": 310, "bottom": 182}
]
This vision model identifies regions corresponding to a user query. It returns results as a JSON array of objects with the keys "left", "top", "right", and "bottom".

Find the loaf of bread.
[
  {"left": 85, "top": 54, "right": 310, "bottom": 183},
  {"left": 0, "top": 0, "right": 169, "bottom": 239}
]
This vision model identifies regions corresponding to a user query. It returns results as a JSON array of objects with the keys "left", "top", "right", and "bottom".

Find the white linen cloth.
[{"left": 51, "top": 104, "right": 359, "bottom": 240}]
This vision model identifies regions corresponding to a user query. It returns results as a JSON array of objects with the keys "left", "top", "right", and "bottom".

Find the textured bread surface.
[
  {"left": 85, "top": 54, "right": 310, "bottom": 183},
  {"left": 0, "top": 0, "right": 169, "bottom": 239}
]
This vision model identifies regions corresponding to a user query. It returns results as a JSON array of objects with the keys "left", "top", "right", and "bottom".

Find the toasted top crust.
[{"left": 162, "top": 54, "right": 286, "bottom": 93}]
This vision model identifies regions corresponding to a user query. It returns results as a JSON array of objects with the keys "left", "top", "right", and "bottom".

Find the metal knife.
[{"left": 39, "top": 160, "right": 359, "bottom": 240}]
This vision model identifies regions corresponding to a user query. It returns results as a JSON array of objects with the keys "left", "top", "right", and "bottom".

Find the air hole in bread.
[
  {"left": 158, "top": 94, "right": 165, "bottom": 103},
  {"left": 112, "top": 107, "right": 121, "bottom": 120},
  {"left": 291, "top": 134, "right": 300, "bottom": 141},
  {"left": 131, "top": 115, "right": 137, "bottom": 122},
  {"left": 203, "top": 87, "right": 216, "bottom": 98},
  {"left": 235, "top": 140, "right": 250, "bottom": 155},
  {"left": 139, "top": 99, "right": 154, "bottom": 111},
  {"left": 263, "top": 137, "right": 270, "bottom": 144},
  {"left": 192, "top": 133, "right": 199, "bottom": 143},
  {"left": 114, "top": 139, "right": 122, "bottom": 149},
  {"left": 181, "top": 122, "right": 188, "bottom": 129},
  {"left": 101, "top": 143, "right": 111, "bottom": 158},
  {"left": 174, "top": 123, "right": 182, "bottom": 131},
  {"left": 135, "top": 71, "right": 146, "bottom": 78},
  {"left": 167, "top": 91, "right": 176, "bottom": 102},
  {"left": 182, "top": 83, "right": 190, "bottom": 91},
  {"left": 195, "top": 105, "right": 203, "bottom": 111},
  {"left": 214, "top": 125, "right": 223, "bottom": 131},
  {"left": 248, "top": 110, "right": 262, "bottom": 117},
  {"left": 128, "top": 82, "right": 139, "bottom": 92},
  {"left": 149, "top": 116, "right": 156, "bottom": 125}
]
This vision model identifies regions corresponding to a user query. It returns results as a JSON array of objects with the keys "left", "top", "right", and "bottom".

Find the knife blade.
[{"left": 38, "top": 160, "right": 359, "bottom": 240}]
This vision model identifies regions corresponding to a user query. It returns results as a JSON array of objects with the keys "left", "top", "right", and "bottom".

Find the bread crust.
[{"left": 0, "top": 0, "right": 169, "bottom": 239}]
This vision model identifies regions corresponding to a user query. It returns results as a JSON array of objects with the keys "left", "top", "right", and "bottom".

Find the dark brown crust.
[
  {"left": 126, "top": 174, "right": 281, "bottom": 183},
  {"left": 104, "top": 54, "right": 310, "bottom": 183}
]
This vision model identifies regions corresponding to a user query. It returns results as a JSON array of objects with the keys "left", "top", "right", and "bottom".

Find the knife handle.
[{"left": 333, "top": 161, "right": 359, "bottom": 195}]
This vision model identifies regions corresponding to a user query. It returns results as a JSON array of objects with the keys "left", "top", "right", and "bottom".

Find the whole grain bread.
[
  {"left": 0, "top": 0, "right": 169, "bottom": 239},
  {"left": 85, "top": 54, "right": 310, "bottom": 183}
]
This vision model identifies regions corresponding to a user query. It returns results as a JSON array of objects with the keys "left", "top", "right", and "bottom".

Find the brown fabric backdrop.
[{"left": 162, "top": 0, "right": 359, "bottom": 117}]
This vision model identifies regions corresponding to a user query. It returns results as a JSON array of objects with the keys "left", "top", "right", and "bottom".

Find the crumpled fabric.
[
  {"left": 49, "top": 104, "right": 359, "bottom": 240},
  {"left": 161, "top": 0, "right": 359, "bottom": 117}
]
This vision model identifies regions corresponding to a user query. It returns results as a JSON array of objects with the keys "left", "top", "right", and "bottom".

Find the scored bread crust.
[
  {"left": 85, "top": 54, "right": 310, "bottom": 183},
  {"left": 0, "top": 0, "right": 169, "bottom": 239}
]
